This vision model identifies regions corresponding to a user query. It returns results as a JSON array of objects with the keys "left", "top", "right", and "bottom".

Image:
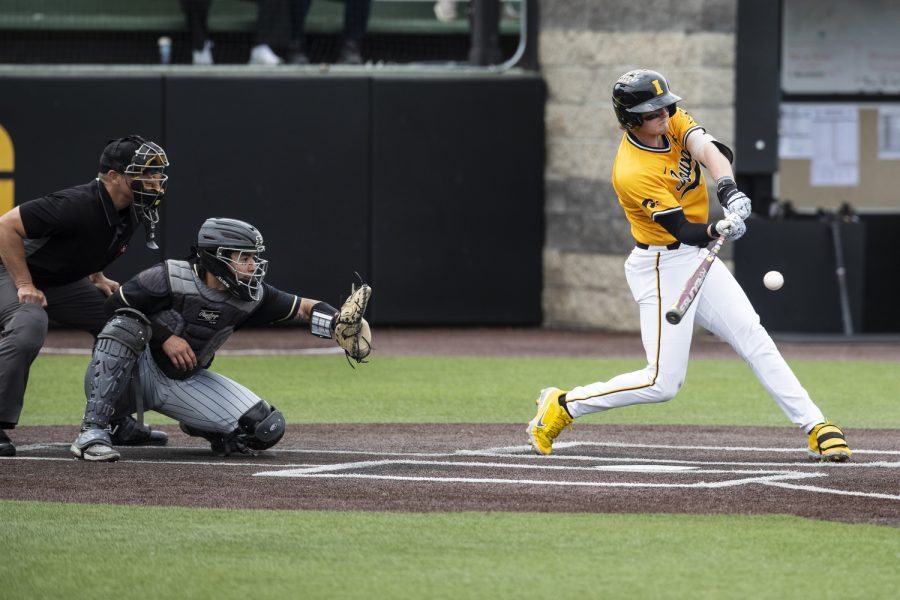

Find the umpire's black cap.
[{"left": 98, "top": 135, "right": 147, "bottom": 173}]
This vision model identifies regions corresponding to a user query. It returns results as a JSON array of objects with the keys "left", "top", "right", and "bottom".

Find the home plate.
[{"left": 594, "top": 464, "right": 700, "bottom": 473}]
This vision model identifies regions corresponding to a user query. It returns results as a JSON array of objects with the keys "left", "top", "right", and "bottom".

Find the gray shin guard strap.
[{"left": 131, "top": 361, "right": 144, "bottom": 429}]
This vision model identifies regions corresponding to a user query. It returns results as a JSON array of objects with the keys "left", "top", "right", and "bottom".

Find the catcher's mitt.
[{"left": 334, "top": 283, "right": 372, "bottom": 364}]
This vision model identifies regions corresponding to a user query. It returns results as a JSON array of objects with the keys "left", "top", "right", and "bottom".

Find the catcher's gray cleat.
[{"left": 71, "top": 426, "right": 121, "bottom": 462}]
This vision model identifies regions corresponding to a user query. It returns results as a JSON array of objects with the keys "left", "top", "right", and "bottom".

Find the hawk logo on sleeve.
[{"left": 642, "top": 198, "right": 658, "bottom": 209}]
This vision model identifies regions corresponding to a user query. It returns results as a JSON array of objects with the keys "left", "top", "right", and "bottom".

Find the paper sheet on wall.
[
  {"left": 878, "top": 106, "right": 900, "bottom": 159},
  {"left": 810, "top": 105, "right": 858, "bottom": 186},
  {"left": 779, "top": 104, "right": 814, "bottom": 159}
]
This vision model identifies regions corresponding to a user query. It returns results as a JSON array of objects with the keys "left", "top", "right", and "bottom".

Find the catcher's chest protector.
[{"left": 159, "top": 260, "right": 260, "bottom": 367}]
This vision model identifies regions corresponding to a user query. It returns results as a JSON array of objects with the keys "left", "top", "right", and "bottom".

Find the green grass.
[
  {"left": 11, "top": 354, "right": 899, "bottom": 598},
  {"left": 2, "top": 501, "right": 898, "bottom": 600},
  {"left": 22, "top": 354, "right": 900, "bottom": 428}
]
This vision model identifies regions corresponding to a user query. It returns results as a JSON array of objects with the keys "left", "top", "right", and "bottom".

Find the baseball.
[{"left": 763, "top": 270, "right": 784, "bottom": 291}]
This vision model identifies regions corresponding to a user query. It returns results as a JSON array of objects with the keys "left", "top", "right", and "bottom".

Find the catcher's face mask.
[{"left": 217, "top": 247, "right": 268, "bottom": 301}]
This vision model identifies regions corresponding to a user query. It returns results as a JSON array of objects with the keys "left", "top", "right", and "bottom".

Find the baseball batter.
[
  {"left": 528, "top": 69, "right": 851, "bottom": 462},
  {"left": 71, "top": 217, "right": 372, "bottom": 462}
]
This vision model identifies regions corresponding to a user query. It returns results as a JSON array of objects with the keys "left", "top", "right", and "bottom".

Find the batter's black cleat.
[
  {"left": 0, "top": 429, "right": 15, "bottom": 457},
  {"left": 109, "top": 416, "right": 168, "bottom": 446}
]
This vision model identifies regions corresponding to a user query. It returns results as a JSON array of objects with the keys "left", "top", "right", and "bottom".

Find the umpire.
[{"left": 0, "top": 135, "right": 170, "bottom": 456}]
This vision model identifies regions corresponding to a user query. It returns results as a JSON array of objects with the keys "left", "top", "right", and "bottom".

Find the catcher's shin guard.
[
  {"left": 82, "top": 309, "right": 151, "bottom": 428},
  {"left": 527, "top": 387, "right": 573, "bottom": 455},
  {"left": 808, "top": 421, "right": 852, "bottom": 462}
]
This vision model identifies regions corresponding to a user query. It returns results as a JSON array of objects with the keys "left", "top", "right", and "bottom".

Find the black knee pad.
[
  {"left": 238, "top": 400, "right": 285, "bottom": 450},
  {"left": 98, "top": 308, "right": 151, "bottom": 354}
]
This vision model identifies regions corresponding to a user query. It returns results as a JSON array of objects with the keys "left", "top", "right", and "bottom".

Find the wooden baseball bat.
[{"left": 665, "top": 235, "right": 726, "bottom": 325}]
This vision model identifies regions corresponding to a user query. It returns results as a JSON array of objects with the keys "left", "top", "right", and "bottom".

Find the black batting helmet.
[
  {"left": 196, "top": 218, "right": 268, "bottom": 301},
  {"left": 612, "top": 69, "right": 682, "bottom": 130}
]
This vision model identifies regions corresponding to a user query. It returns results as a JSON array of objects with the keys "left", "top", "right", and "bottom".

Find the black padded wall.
[
  {"left": 1, "top": 73, "right": 545, "bottom": 325},
  {"left": 370, "top": 76, "right": 545, "bottom": 324},
  {"left": 163, "top": 76, "right": 371, "bottom": 307},
  {"left": 0, "top": 76, "right": 165, "bottom": 281}
]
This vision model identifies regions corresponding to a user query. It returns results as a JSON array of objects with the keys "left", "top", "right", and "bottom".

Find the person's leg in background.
[
  {"left": 286, "top": 0, "right": 313, "bottom": 64},
  {"left": 250, "top": 0, "right": 285, "bottom": 65},
  {"left": 180, "top": 0, "right": 214, "bottom": 64},
  {"left": 339, "top": 0, "right": 372, "bottom": 64}
]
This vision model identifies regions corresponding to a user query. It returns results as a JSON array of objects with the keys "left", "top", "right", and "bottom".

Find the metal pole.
[{"left": 830, "top": 217, "right": 854, "bottom": 336}]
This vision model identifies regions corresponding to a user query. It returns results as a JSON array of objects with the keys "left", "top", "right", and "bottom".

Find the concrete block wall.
[{"left": 539, "top": 0, "right": 737, "bottom": 331}]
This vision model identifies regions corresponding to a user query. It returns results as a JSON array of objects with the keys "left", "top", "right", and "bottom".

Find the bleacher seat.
[{"left": 0, "top": 0, "right": 520, "bottom": 36}]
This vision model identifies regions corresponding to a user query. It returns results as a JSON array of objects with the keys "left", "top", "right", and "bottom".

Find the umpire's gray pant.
[{"left": 0, "top": 266, "right": 109, "bottom": 427}]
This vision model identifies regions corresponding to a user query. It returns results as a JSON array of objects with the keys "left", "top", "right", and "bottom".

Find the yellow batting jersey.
[{"left": 612, "top": 108, "right": 708, "bottom": 246}]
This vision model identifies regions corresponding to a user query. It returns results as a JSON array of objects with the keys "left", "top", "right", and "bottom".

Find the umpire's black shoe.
[
  {"left": 0, "top": 429, "right": 15, "bottom": 457},
  {"left": 109, "top": 416, "right": 168, "bottom": 446}
]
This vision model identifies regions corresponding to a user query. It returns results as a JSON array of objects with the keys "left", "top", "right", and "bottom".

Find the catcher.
[{"left": 70, "top": 217, "right": 371, "bottom": 462}]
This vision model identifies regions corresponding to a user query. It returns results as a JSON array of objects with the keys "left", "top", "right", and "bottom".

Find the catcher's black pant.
[{"left": 0, "top": 266, "right": 109, "bottom": 427}]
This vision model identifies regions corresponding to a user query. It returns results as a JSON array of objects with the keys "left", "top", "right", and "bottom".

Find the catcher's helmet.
[
  {"left": 196, "top": 218, "right": 268, "bottom": 301},
  {"left": 99, "top": 135, "right": 169, "bottom": 225},
  {"left": 612, "top": 69, "right": 682, "bottom": 130}
]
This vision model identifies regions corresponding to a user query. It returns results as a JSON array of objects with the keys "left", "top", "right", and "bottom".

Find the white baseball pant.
[{"left": 564, "top": 244, "right": 826, "bottom": 432}]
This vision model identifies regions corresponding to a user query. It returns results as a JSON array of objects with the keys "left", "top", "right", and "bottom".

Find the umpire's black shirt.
[{"left": 17, "top": 179, "right": 138, "bottom": 287}]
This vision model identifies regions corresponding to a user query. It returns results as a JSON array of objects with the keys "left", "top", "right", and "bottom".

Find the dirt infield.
[
  {"left": 2, "top": 424, "right": 899, "bottom": 527},
  {"left": 4, "top": 327, "right": 899, "bottom": 527}
]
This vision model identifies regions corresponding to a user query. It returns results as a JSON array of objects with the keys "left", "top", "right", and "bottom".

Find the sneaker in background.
[
  {"left": 434, "top": 0, "right": 458, "bottom": 22},
  {"left": 337, "top": 41, "right": 363, "bottom": 65},
  {"left": 249, "top": 44, "right": 283, "bottom": 66},
  {"left": 192, "top": 39, "right": 214, "bottom": 65}
]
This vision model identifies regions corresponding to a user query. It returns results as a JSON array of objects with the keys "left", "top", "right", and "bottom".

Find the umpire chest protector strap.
[{"left": 159, "top": 260, "right": 260, "bottom": 367}]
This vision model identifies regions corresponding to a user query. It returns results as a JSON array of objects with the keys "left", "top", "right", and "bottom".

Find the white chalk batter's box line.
[
  {"left": 253, "top": 443, "right": 900, "bottom": 502},
  {"left": 8, "top": 442, "right": 900, "bottom": 500}
]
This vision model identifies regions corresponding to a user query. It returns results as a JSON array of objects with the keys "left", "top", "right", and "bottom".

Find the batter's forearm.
[{"left": 655, "top": 211, "right": 717, "bottom": 245}]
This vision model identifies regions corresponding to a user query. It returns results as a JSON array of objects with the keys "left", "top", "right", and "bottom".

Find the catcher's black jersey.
[{"left": 108, "top": 260, "right": 299, "bottom": 377}]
